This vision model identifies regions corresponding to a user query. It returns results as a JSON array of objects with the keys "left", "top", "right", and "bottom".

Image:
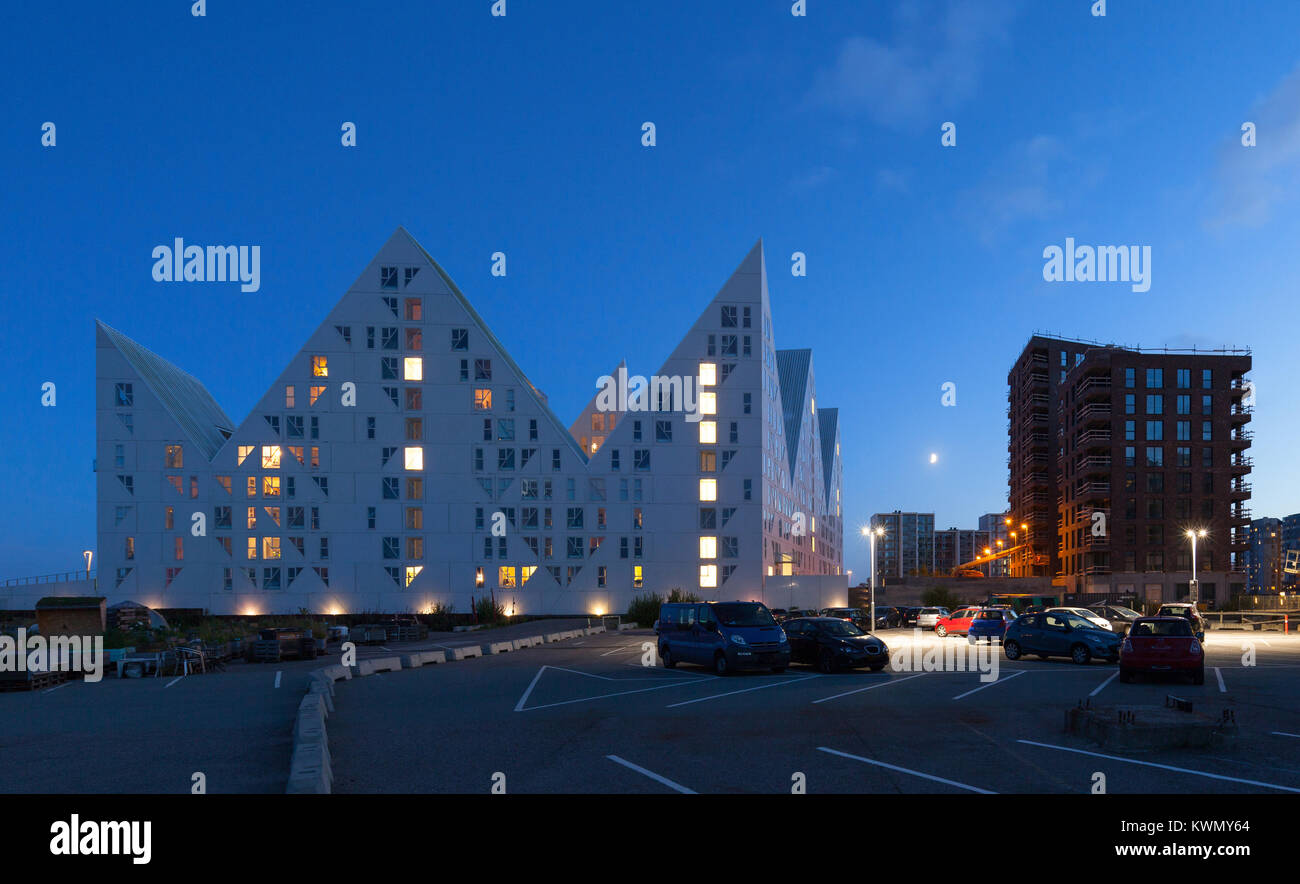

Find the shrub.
[
  {"left": 475, "top": 596, "right": 506, "bottom": 625},
  {"left": 920, "top": 585, "right": 962, "bottom": 610},
  {"left": 626, "top": 592, "right": 664, "bottom": 628},
  {"left": 666, "top": 587, "right": 701, "bottom": 604}
]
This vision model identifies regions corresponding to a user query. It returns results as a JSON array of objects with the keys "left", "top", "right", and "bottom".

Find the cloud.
[
  {"left": 956, "top": 135, "right": 1068, "bottom": 244},
  {"left": 805, "top": 0, "right": 1016, "bottom": 128},
  {"left": 787, "top": 165, "right": 839, "bottom": 194},
  {"left": 1208, "top": 61, "right": 1300, "bottom": 229}
]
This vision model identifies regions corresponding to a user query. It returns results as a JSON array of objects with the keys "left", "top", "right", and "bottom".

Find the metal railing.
[{"left": 2, "top": 570, "right": 97, "bottom": 588}]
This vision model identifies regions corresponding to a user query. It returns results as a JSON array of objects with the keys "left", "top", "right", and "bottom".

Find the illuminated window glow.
[
  {"left": 700, "top": 392, "right": 717, "bottom": 415},
  {"left": 699, "top": 421, "right": 717, "bottom": 444},
  {"left": 263, "top": 537, "right": 281, "bottom": 560},
  {"left": 699, "top": 536, "right": 717, "bottom": 559},
  {"left": 237, "top": 445, "right": 255, "bottom": 466},
  {"left": 312, "top": 356, "right": 328, "bottom": 377},
  {"left": 699, "top": 478, "right": 717, "bottom": 501},
  {"left": 474, "top": 389, "right": 493, "bottom": 410},
  {"left": 404, "top": 446, "right": 424, "bottom": 470},
  {"left": 261, "top": 446, "right": 281, "bottom": 469},
  {"left": 499, "top": 566, "right": 517, "bottom": 588},
  {"left": 404, "top": 357, "right": 423, "bottom": 381},
  {"left": 405, "top": 565, "right": 423, "bottom": 587},
  {"left": 699, "top": 362, "right": 717, "bottom": 386},
  {"left": 310, "top": 385, "right": 326, "bottom": 405},
  {"left": 699, "top": 564, "right": 718, "bottom": 588}
]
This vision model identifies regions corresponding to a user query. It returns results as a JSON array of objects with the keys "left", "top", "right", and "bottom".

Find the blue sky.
[{"left": 3, "top": 0, "right": 1299, "bottom": 582}]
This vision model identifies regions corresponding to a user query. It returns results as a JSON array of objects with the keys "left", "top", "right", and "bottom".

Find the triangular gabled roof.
[
  {"left": 96, "top": 320, "right": 235, "bottom": 461},
  {"left": 397, "top": 227, "right": 588, "bottom": 464},
  {"left": 818, "top": 407, "right": 839, "bottom": 509},
  {"left": 775, "top": 348, "right": 812, "bottom": 475}
]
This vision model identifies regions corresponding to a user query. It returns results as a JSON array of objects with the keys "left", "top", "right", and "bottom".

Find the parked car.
[
  {"left": 916, "top": 607, "right": 950, "bottom": 630},
  {"left": 1087, "top": 603, "right": 1143, "bottom": 635},
  {"left": 1002, "top": 611, "right": 1121, "bottom": 665},
  {"left": 955, "top": 568, "right": 986, "bottom": 579},
  {"left": 967, "top": 608, "right": 1014, "bottom": 643},
  {"left": 875, "top": 606, "right": 903, "bottom": 628},
  {"left": 770, "top": 608, "right": 789, "bottom": 622},
  {"left": 1155, "top": 604, "right": 1207, "bottom": 642},
  {"left": 1119, "top": 617, "right": 1204, "bottom": 684},
  {"left": 1046, "top": 606, "right": 1113, "bottom": 632},
  {"left": 784, "top": 617, "right": 889, "bottom": 672},
  {"left": 901, "top": 606, "right": 923, "bottom": 627},
  {"left": 935, "top": 606, "right": 981, "bottom": 637},
  {"left": 656, "top": 601, "right": 790, "bottom": 675}
]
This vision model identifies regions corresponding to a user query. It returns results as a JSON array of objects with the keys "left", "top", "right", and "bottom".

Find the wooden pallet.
[{"left": 0, "top": 671, "right": 68, "bottom": 692}]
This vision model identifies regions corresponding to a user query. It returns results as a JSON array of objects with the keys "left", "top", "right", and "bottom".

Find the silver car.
[{"left": 916, "top": 607, "right": 950, "bottom": 630}]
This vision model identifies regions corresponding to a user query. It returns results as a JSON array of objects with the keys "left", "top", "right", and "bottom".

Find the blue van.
[{"left": 656, "top": 601, "right": 790, "bottom": 674}]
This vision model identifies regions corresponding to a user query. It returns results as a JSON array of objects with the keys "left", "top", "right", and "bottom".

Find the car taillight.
[
  {"left": 1121, "top": 638, "right": 1132, "bottom": 653},
  {"left": 1189, "top": 640, "right": 1202, "bottom": 655}
]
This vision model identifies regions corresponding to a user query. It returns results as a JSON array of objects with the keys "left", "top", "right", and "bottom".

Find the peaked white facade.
[{"left": 95, "top": 230, "right": 843, "bottom": 615}]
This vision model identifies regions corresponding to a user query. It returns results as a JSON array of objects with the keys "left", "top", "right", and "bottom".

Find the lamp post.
[
  {"left": 1187, "top": 528, "right": 1208, "bottom": 604},
  {"left": 863, "top": 525, "right": 885, "bottom": 633}
]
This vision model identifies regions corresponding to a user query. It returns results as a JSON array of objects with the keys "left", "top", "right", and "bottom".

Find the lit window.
[
  {"left": 263, "top": 476, "right": 280, "bottom": 497},
  {"left": 699, "top": 478, "right": 717, "bottom": 501},
  {"left": 699, "top": 421, "right": 717, "bottom": 444},
  {"left": 285, "top": 386, "right": 295, "bottom": 407},
  {"left": 237, "top": 445, "right": 255, "bottom": 466},
  {"left": 522, "top": 565, "right": 537, "bottom": 585},
  {"left": 165, "top": 445, "right": 183, "bottom": 468},
  {"left": 700, "top": 564, "right": 718, "bottom": 588},
  {"left": 699, "top": 362, "right": 717, "bottom": 386},
  {"left": 810, "top": 396, "right": 815, "bottom": 415},
  {"left": 312, "top": 356, "right": 328, "bottom": 377},
  {"left": 474, "top": 389, "right": 492, "bottom": 410},
  {"left": 699, "top": 536, "right": 717, "bottom": 559},
  {"left": 404, "top": 447, "right": 424, "bottom": 470},
  {"left": 633, "top": 565, "right": 643, "bottom": 588},
  {"left": 404, "top": 357, "right": 423, "bottom": 381},
  {"left": 310, "top": 385, "right": 326, "bottom": 405},
  {"left": 263, "top": 537, "right": 281, "bottom": 560},
  {"left": 247, "top": 538, "right": 258, "bottom": 560},
  {"left": 499, "top": 566, "right": 517, "bottom": 588},
  {"left": 700, "top": 392, "right": 717, "bottom": 415},
  {"left": 405, "top": 565, "right": 423, "bottom": 587},
  {"left": 261, "top": 445, "right": 281, "bottom": 469},
  {"left": 475, "top": 567, "right": 485, "bottom": 587}
]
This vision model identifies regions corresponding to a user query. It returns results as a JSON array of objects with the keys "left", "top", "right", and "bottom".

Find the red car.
[
  {"left": 1119, "top": 617, "right": 1204, "bottom": 684},
  {"left": 935, "top": 606, "right": 980, "bottom": 637}
]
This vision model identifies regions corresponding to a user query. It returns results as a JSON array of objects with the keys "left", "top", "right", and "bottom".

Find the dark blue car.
[
  {"left": 657, "top": 601, "right": 790, "bottom": 675},
  {"left": 1003, "top": 610, "right": 1120, "bottom": 665}
]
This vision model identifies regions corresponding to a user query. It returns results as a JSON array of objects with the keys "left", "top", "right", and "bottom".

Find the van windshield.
[{"left": 713, "top": 603, "right": 776, "bottom": 627}]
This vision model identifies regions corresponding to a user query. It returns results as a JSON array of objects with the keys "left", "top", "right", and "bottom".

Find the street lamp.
[
  {"left": 82, "top": 550, "right": 93, "bottom": 582},
  {"left": 1186, "top": 528, "right": 1208, "bottom": 604},
  {"left": 862, "top": 525, "right": 885, "bottom": 632}
]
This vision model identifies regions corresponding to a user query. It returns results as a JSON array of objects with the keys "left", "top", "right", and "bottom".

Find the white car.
[
  {"left": 1047, "top": 606, "right": 1113, "bottom": 631},
  {"left": 916, "top": 607, "right": 950, "bottom": 630}
]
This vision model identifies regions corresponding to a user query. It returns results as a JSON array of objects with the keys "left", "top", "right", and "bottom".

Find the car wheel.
[
  {"left": 1004, "top": 640, "right": 1022, "bottom": 660},
  {"left": 713, "top": 653, "right": 729, "bottom": 676},
  {"left": 660, "top": 646, "right": 675, "bottom": 668},
  {"left": 1192, "top": 666, "right": 1204, "bottom": 685},
  {"left": 1119, "top": 667, "right": 1133, "bottom": 683},
  {"left": 936, "top": 625, "right": 948, "bottom": 637},
  {"left": 1071, "top": 644, "right": 1092, "bottom": 665},
  {"left": 817, "top": 650, "right": 836, "bottom": 674}
]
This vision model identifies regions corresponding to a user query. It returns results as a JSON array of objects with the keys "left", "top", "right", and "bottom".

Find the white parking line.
[
  {"left": 666, "top": 674, "right": 819, "bottom": 708},
  {"left": 1017, "top": 740, "right": 1300, "bottom": 793},
  {"left": 606, "top": 755, "right": 696, "bottom": 794},
  {"left": 600, "top": 644, "right": 642, "bottom": 657},
  {"left": 813, "top": 673, "right": 926, "bottom": 704},
  {"left": 164, "top": 676, "right": 184, "bottom": 689},
  {"left": 952, "top": 670, "right": 1025, "bottom": 700},
  {"left": 1090, "top": 672, "right": 1118, "bottom": 697},
  {"left": 1214, "top": 667, "right": 1226, "bottom": 692},
  {"left": 42, "top": 682, "right": 73, "bottom": 695},
  {"left": 274, "top": 671, "right": 282, "bottom": 689},
  {"left": 1273, "top": 732, "right": 1300, "bottom": 739},
  {"left": 515, "top": 665, "right": 715, "bottom": 712},
  {"left": 817, "top": 747, "right": 996, "bottom": 794}
]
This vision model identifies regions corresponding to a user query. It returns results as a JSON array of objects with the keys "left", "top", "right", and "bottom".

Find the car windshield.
[
  {"left": 1109, "top": 606, "right": 1141, "bottom": 619},
  {"left": 1132, "top": 619, "right": 1193, "bottom": 637},
  {"left": 821, "top": 620, "right": 865, "bottom": 636},
  {"left": 713, "top": 603, "right": 776, "bottom": 627},
  {"left": 975, "top": 610, "right": 1003, "bottom": 620},
  {"left": 1066, "top": 615, "right": 1097, "bottom": 630}
]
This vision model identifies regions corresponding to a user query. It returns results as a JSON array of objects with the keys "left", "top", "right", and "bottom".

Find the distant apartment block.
[
  {"left": 1008, "top": 335, "right": 1252, "bottom": 607},
  {"left": 1247, "top": 517, "right": 1282, "bottom": 593}
]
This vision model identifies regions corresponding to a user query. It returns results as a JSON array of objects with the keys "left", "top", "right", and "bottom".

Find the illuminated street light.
[
  {"left": 863, "top": 524, "right": 886, "bottom": 632},
  {"left": 1186, "top": 528, "right": 1208, "bottom": 604}
]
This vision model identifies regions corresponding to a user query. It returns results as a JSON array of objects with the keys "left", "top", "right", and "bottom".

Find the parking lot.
[{"left": 328, "top": 628, "right": 1300, "bottom": 795}]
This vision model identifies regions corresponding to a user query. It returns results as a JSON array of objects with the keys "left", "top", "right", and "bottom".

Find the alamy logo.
[
  {"left": 0, "top": 629, "right": 104, "bottom": 682},
  {"left": 49, "top": 815, "right": 150, "bottom": 864},
  {"left": 595, "top": 365, "right": 705, "bottom": 422},
  {"left": 152, "top": 238, "right": 261, "bottom": 293},
  {"left": 1042, "top": 237, "right": 1150, "bottom": 293}
]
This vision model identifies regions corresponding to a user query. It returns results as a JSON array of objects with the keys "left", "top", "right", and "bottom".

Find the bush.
[
  {"left": 666, "top": 587, "right": 701, "bottom": 604},
  {"left": 421, "top": 603, "right": 457, "bottom": 632},
  {"left": 920, "top": 585, "right": 962, "bottom": 610},
  {"left": 626, "top": 592, "right": 664, "bottom": 628},
  {"left": 475, "top": 596, "right": 506, "bottom": 625}
]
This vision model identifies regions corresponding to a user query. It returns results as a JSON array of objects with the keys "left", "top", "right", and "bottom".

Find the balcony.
[
  {"left": 1020, "top": 371, "right": 1049, "bottom": 393},
  {"left": 1229, "top": 480, "right": 1252, "bottom": 497},
  {"left": 1077, "top": 481, "right": 1111, "bottom": 499},
  {"left": 1077, "top": 429, "right": 1112, "bottom": 448},
  {"left": 1230, "top": 427, "right": 1254, "bottom": 444},
  {"left": 1229, "top": 377, "right": 1250, "bottom": 396},
  {"left": 1022, "top": 451, "right": 1049, "bottom": 468},
  {"left": 1030, "top": 351, "right": 1048, "bottom": 365},
  {"left": 1078, "top": 455, "right": 1112, "bottom": 474},
  {"left": 1025, "top": 469, "right": 1050, "bottom": 488},
  {"left": 1229, "top": 455, "right": 1253, "bottom": 471},
  {"left": 1076, "top": 376, "right": 1113, "bottom": 400},
  {"left": 1230, "top": 504, "right": 1252, "bottom": 523},
  {"left": 1230, "top": 403, "right": 1254, "bottom": 422},
  {"left": 1029, "top": 431, "right": 1051, "bottom": 449},
  {"left": 1077, "top": 403, "right": 1112, "bottom": 425}
]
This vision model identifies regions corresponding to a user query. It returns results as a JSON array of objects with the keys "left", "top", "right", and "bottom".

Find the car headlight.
[
  {"left": 865, "top": 643, "right": 881, "bottom": 654},
  {"left": 729, "top": 634, "right": 747, "bottom": 645},
  {"left": 777, "top": 629, "right": 788, "bottom": 644}
]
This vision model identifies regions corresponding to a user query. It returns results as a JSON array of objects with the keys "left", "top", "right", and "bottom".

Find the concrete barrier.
[
  {"left": 449, "top": 645, "right": 483, "bottom": 661},
  {"left": 544, "top": 632, "right": 564, "bottom": 643},
  {"left": 512, "top": 636, "right": 541, "bottom": 650},
  {"left": 315, "top": 664, "right": 351, "bottom": 682},
  {"left": 418, "top": 650, "right": 447, "bottom": 665},
  {"left": 485, "top": 641, "right": 513, "bottom": 654},
  {"left": 619, "top": 623, "right": 638, "bottom": 631},
  {"left": 584, "top": 625, "right": 606, "bottom": 636},
  {"left": 308, "top": 680, "right": 335, "bottom": 713},
  {"left": 286, "top": 737, "right": 332, "bottom": 794},
  {"left": 352, "top": 656, "right": 403, "bottom": 677},
  {"left": 401, "top": 653, "right": 425, "bottom": 669}
]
